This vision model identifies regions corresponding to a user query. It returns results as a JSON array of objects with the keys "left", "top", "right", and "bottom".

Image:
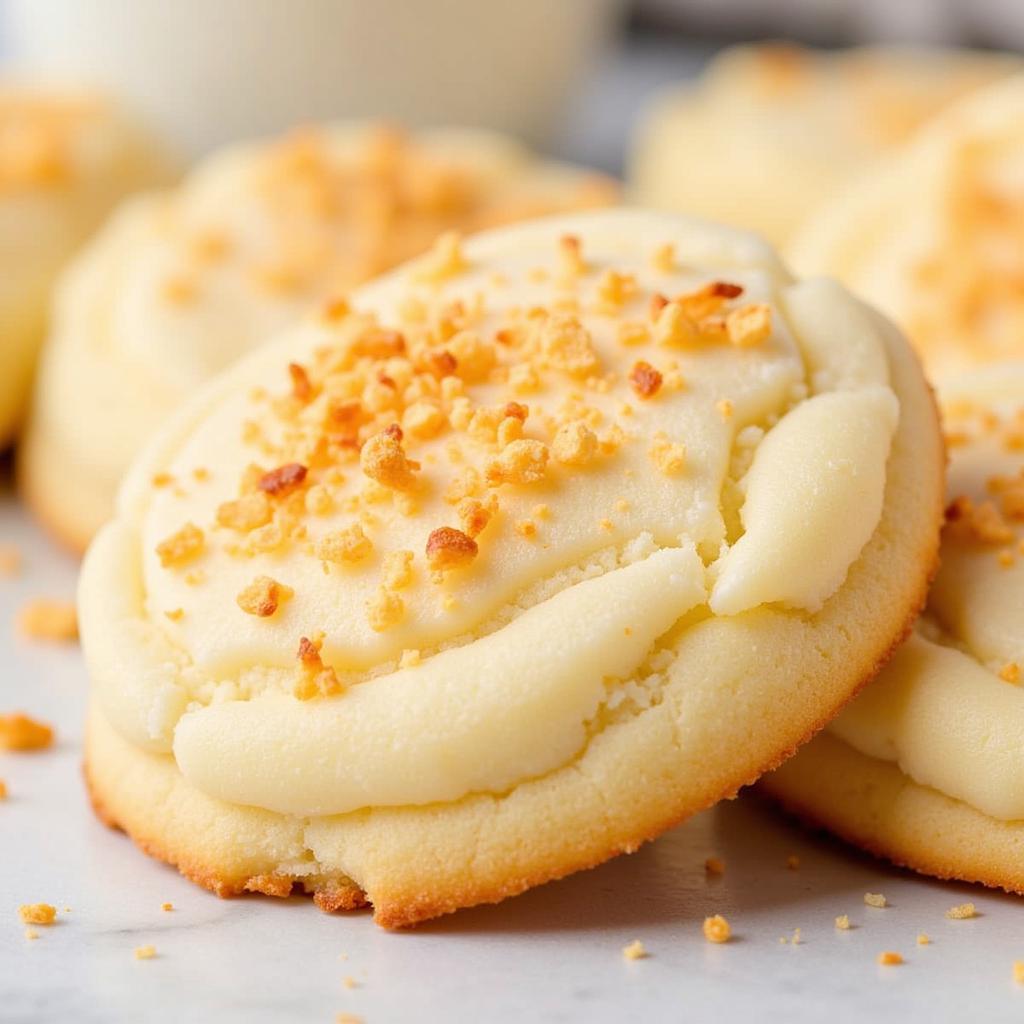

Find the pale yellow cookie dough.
[
  {"left": 0, "top": 85, "right": 170, "bottom": 447},
  {"left": 81, "top": 209, "right": 943, "bottom": 926},
  {"left": 762, "top": 364, "right": 1024, "bottom": 893},
  {"left": 21, "top": 122, "right": 615, "bottom": 551},
  {"left": 629, "top": 43, "right": 1015, "bottom": 248},
  {"left": 790, "top": 75, "right": 1024, "bottom": 379}
]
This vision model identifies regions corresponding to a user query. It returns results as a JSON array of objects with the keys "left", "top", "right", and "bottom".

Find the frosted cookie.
[
  {"left": 629, "top": 43, "right": 1015, "bottom": 248},
  {"left": 0, "top": 85, "right": 169, "bottom": 447},
  {"left": 80, "top": 209, "right": 943, "bottom": 927},
  {"left": 790, "top": 76, "right": 1024, "bottom": 379},
  {"left": 762, "top": 364, "right": 1024, "bottom": 894},
  {"left": 21, "top": 123, "right": 615, "bottom": 551}
]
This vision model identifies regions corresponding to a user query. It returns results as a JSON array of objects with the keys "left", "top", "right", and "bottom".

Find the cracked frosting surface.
[
  {"left": 81, "top": 209, "right": 901, "bottom": 816},
  {"left": 829, "top": 365, "right": 1024, "bottom": 820}
]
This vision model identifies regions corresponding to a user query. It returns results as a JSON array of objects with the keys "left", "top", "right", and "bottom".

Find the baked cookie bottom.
[{"left": 759, "top": 732, "right": 1024, "bottom": 895}]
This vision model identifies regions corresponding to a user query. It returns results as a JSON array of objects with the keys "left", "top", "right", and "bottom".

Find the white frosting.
[
  {"left": 80, "top": 209, "right": 901, "bottom": 815},
  {"left": 828, "top": 367, "right": 1024, "bottom": 819}
]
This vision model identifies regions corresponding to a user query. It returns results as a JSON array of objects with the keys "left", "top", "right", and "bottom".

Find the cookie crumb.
[
  {"left": 945, "top": 903, "right": 976, "bottom": 920},
  {"left": 704, "top": 856, "right": 725, "bottom": 876},
  {"left": 864, "top": 892, "right": 887, "bottom": 908},
  {"left": 1013, "top": 961, "right": 1024, "bottom": 983},
  {"left": 134, "top": 945, "right": 157, "bottom": 960},
  {"left": 999, "top": 663, "right": 1020, "bottom": 684},
  {"left": 17, "top": 599, "right": 78, "bottom": 642},
  {"left": 342, "top": 976, "right": 358, "bottom": 989},
  {"left": 703, "top": 914, "right": 731, "bottom": 944},
  {"left": 24, "top": 928, "right": 38, "bottom": 940},
  {"left": 877, "top": 951, "right": 903, "bottom": 966},
  {"left": 161, "top": 903, "right": 173, "bottom": 912},
  {"left": 0, "top": 714, "right": 54, "bottom": 752},
  {"left": 917, "top": 933, "right": 930, "bottom": 946},
  {"left": 835, "top": 915, "right": 850, "bottom": 930},
  {"left": 622, "top": 939, "right": 648, "bottom": 960},
  {"left": 0, "top": 780, "right": 7, "bottom": 800},
  {"left": 786, "top": 854, "right": 800, "bottom": 870},
  {"left": 0, "top": 544, "right": 22, "bottom": 577},
  {"left": 18, "top": 904, "right": 56, "bottom": 925},
  {"left": 335, "top": 1014, "right": 363, "bottom": 1024}
]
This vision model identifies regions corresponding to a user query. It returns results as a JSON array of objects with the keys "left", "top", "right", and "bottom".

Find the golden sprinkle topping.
[
  {"left": 727, "top": 303, "right": 772, "bottom": 347},
  {"left": 316, "top": 524, "right": 373, "bottom": 565},
  {"left": 412, "top": 231, "right": 466, "bottom": 283},
  {"left": 649, "top": 432, "right": 686, "bottom": 475},
  {"left": 486, "top": 439, "right": 549, "bottom": 487},
  {"left": 258, "top": 462, "right": 309, "bottom": 497},
  {"left": 703, "top": 914, "right": 731, "bottom": 944},
  {"left": 551, "top": 422, "right": 598, "bottom": 467},
  {"left": 425, "top": 526, "right": 478, "bottom": 573},
  {"left": 537, "top": 313, "right": 601, "bottom": 379},
  {"left": 628, "top": 360, "right": 663, "bottom": 399},
  {"left": 156, "top": 522, "right": 205, "bottom": 568},
  {"left": 236, "top": 576, "right": 293, "bottom": 618},
  {"left": 360, "top": 427, "right": 420, "bottom": 491},
  {"left": 216, "top": 492, "right": 273, "bottom": 532},
  {"left": 294, "top": 634, "right": 343, "bottom": 700},
  {"left": 366, "top": 587, "right": 405, "bottom": 632}
]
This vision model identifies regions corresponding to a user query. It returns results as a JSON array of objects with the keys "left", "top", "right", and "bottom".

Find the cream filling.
[{"left": 80, "top": 210, "right": 902, "bottom": 816}]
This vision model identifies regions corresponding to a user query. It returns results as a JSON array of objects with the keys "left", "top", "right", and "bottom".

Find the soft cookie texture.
[
  {"left": 762, "top": 364, "right": 1024, "bottom": 895},
  {"left": 80, "top": 209, "right": 944, "bottom": 927},
  {"left": 629, "top": 43, "right": 1015, "bottom": 248},
  {"left": 0, "top": 85, "right": 169, "bottom": 447},
  {"left": 21, "top": 122, "right": 615, "bottom": 551},
  {"left": 790, "top": 75, "right": 1024, "bottom": 379}
]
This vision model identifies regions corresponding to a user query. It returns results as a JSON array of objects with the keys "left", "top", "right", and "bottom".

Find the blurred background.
[{"left": 4, "top": 0, "right": 1022, "bottom": 173}]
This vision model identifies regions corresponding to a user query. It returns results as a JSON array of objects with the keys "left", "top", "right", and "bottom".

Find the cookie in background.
[
  {"left": 789, "top": 75, "right": 1024, "bottom": 380},
  {"left": 0, "top": 85, "right": 172, "bottom": 448},
  {"left": 20, "top": 123, "right": 617, "bottom": 551},
  {"left": 629, "top": 43, "right": 1017, "bottom": 248},
  {"left": 762, "top": 364, "right": 1024, "bottom": 896},
  {"left": 80, "top": 208, "right": 943, "bottom": 926}
]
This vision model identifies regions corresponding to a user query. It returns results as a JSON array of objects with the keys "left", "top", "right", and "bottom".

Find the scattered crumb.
[
  {"left": 1013, "top": 961, "right": 1024, "bottom": 984},
  {"left": 399, "top": 649, "right": 421, "bottom": 669},
  {"left": 704, "top": 856, "right": 725, "bottom": 876},
  {"left": 134, "top": 945, "right": 157, "bottom": 960},
  {"left": 16, "top": 599, "right": 78, "bottom": 642},
  {"left": 19, "top": 904, "right": 56, "bottom": 926},
  {"left": 622, "top": 939, "right": 649, "bottom": 961},
  {"left": 786, "top": 854, "right": 800, "bottom": 871},
  {"left": 877, "top": 951, "right": 904, "bottom": 966},
  {"left": 335, "top": 1014, "right": 363, "bottom": 1024},
  {"left": 161, "top": 903, "right": 174, "bottom": 912},
  {"left": 999, "top": 662, "right": 1020, "bottom": 684},
  {"left": 0, "top": 544, "right": 22, "bottom": 577},
  {"left": 864, "top": 892, "right": 887, "bottom": 908},
  {"left": 917, "top": 933, "right": 930, "bottom": 946},
  {"left": 945, "top": 903, "right": 976, "bottom": 920},
  {"left": 703, "top": 915, "right": 731, "bottom": 944},
  {"left": 24, "top": 928, "right": 38, "bottom": 940},
  {"left": 0, "top": 779, "right": 7, "bottom": 800},
  {"left": 0, "top": 713, "right": 54, "bottom": 752},
  {"left": 342, "top": 976, "right": 358, "bottom": 989},
  {"left": 790, "top": 928, "right": 802, "bottom": 945},
  {"left": 835, "top": 915, "right": 850, "bottom": 930}
]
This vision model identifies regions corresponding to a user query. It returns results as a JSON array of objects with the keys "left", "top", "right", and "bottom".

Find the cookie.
[
  {"left": 80, "top": 209, "right": 943, "bottom": 927},
  {"left": 629, "top": 43, "right": 1015, "bottom": 248},
  {"left": 20, "top": 122, "right": 616, "bottom": 551},
  {"left": 762, "top": 365, "right": 1024, "bottom": 895},
  {"left": 0, "top": 85, "right": 169, "bottom": 447},
  {"left": 790, "top": 76, "right": 1024, "bottom": 379}
]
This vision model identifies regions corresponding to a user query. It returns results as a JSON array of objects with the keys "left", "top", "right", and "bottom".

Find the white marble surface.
[{"left": 3, "top": 485, "right": 1024, "bottom": 1024}]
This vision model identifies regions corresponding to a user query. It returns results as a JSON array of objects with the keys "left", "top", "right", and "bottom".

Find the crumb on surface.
[
  {"left": 786, "top": 854, "right": 800, "bottom": 870},
  {"left": 835, "top": 914, "right": 850, "bottom": 930},
  {"left": 342, "top": 975, "right": 358, "bottom": 989},
  {"left": 703, "top": 915, "right": 731, "bottom": 944},
  {"left": 161, "top": 903, "right": 173, "bottom": 912},
  {"left": 236, "top": 576, "right": 293, "bottom": 617},
  {"left": 0, "top": 544, "right": 22, "bottom": 577},
  {"left": 704, "top": 856, "right": 725, "bottom": 876},
  {"left": 17, "top": 599, "right": 77, "bottom": 642},
  {"left": 864, "top": 892, "right": 887, "bottom": 908},
  {"left": 945, "top": 903, "right": 976, "bottom": 920},
  {"left": 156, "top": 522, "right": 205, "bottom": 568},
  {"left": 877, "top": 951, "right": 903, "bottom": 966},
  {"left": 18, "top": 904, "right": 56, "bottom": 926},
  {"left": 425, "top": 526, "right": 478, "bottom": 572},
  {"left": 0, "top": 713, "right": 54, "bottom": 752},
  {"left": 335, "top": 1014, "right": 363, "bottom": 1024},
  {"left": 1013, "top": 961, "right": 1024, "bottom": 984},
  {"left": 917, "top": 933, "right": 930, "bottom": 946},
  {"left": 622, "top": 939, "right": 648, "bottom": 960},
  {"left": 999, "top": 662, "right": 1020, "bottom": 684},
  {"left": 134, "top": 945, "right": 157, "bottom": 960}
]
